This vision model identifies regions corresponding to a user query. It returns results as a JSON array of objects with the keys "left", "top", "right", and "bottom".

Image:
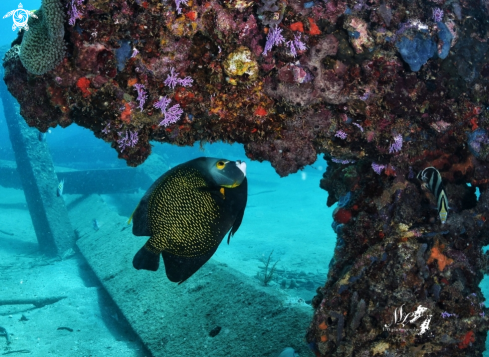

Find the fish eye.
[{"left": 216, "top": 161, "right": 226, "bottom": 170}]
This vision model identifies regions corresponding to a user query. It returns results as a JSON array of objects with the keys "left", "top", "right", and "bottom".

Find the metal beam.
[
  {"left": 0, "top": 76, "right": 75, "bottom": 256},
  {"left": 0, "top": 163, "right": 153, "bottom": 194}
]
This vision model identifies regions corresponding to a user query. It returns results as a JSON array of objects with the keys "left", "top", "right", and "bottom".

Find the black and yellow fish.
[
  {"left": 129, "top": 157, "right": 248, "bottom": 283},
  {"left": 417, "top": 166, "right": 449, "bottom": 224}
]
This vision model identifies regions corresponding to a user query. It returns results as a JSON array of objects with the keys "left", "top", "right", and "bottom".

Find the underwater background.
[
  {"left": 2, "top": 64, "right": 489, "bottom": 356},
  {"left": 1, "top": 114, "right": 333, "bottom": 356},
  {"left": 1, "top": 0, "right": 489, "bottom": 356}
]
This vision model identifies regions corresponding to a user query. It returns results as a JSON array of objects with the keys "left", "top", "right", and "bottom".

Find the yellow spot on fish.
[{"left": 222, "top": 181, "right": 240, "bottom": 188}]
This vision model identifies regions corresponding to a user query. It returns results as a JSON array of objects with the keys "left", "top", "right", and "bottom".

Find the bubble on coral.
[
  {"left": 19, "top": 0, "right": 66, "bottom": 75},
  {"left": 223, "top": 46, "right": 259, "bottom": 85}
]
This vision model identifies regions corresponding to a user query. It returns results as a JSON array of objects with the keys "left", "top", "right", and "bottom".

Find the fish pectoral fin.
[
  {"left": 227, "top": 206, "right": 246, "bottom": 244},
  {"left": 131, "top": 202, "right": 152, "bottom": 236},
  {"left": 197, "top": 186, "right": 226, "bottom": 203}
]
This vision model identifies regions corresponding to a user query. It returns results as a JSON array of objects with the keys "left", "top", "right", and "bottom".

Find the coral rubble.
[{"left": 3, "top": 0, "right": 489, "bottom": 355}]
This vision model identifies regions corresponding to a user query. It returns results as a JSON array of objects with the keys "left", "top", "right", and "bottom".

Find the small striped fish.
[{"left": 417, "top": 167, "right": 449, "bottom": 224}]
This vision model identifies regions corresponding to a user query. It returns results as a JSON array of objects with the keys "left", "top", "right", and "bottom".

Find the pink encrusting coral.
[{"left": 344, "top": 17, "right": 374, "bottom": 54}]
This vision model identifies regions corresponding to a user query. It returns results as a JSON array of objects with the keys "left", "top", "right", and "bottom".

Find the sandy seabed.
[{"left": 0, "top": 159, "right": 334, "bottom": 356}]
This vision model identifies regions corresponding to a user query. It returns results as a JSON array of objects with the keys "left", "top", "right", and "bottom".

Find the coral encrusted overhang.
[{"left": 3, "top": 0, "right": 489, "bottom": 355}]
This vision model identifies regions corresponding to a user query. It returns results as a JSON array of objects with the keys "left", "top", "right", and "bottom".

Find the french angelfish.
[
  {"left": 129, "top": 157, "right": 248, "bottom": 283},
  {"left": 417, "top": 167, "right": 449, "bottom": 224}
]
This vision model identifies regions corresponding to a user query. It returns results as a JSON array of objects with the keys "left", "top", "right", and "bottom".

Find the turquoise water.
[
  {"left": 0, "top": 0, "right": 488, "bottom": 354},
  {"left": 0, "top": 121, "right": 333, "bottom": 355}
]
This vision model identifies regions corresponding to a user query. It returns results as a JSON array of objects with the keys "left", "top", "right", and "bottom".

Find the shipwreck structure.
[{"left": 3, "top": 0, "right": 489, "bottom": 355}]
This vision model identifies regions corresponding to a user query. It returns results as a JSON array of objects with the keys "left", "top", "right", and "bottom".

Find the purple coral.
[
  {"left": 134, "top": 84, "right": 148, "bottom": 111},
  {"left": 164, "top": 68, "right": 179, "bottom": 89},
  {"left": 154, "top": 96, "right": 171, "bottom": 112},
  {"left": 67, "top": 0, "right": 84, "bottom": 26},
  {"left": 432, "top": 8, "right": 444, "bottom": 22},
  {"left": 332, "top": 158, "right": 356, "bottom": 164},
  {"left": 117, "top": 130, "right": 139, "bottom": 152},
  {"left": 352, "top": 122, "right": 363, "bottom": 132},
  {"left": 154, "top": 96, "right": 184, "bottom": 127},
  {"left": 335, "top": 130, "right": 348, "bottom": 140},
  {"left": 102, "top": 122, "right": 110, "bottom": 134},
  {"left": 175, "top": 0, "right": 189, "bottom": 14},
  {"left": 178, "top": 76, "right": 194, "bottom": 87},
  {"left": 164, "top": 68, "right": 194, "bottom": 89},
  {"left": 359, "top": 89, "right": 370, "bottom": 101},
  {"left": 163, "top": 105, "right": 184, "bottom": 127},
  {"left": 286, "top": 34, "right": 307, "bottom": 57},
  {"left": 372, "top": 163, "right": 385, "bottom": 175},
  {"left": 441, "top": 311, "right": 458, "bottom": 318},
  {"left": 263, "top": 26, "right": 285, "bottom": 56},
  {"left": 131, "top": 48, "right": 139, "bottom": 58},
  {"left": 389, "top": 134, "right": 403, "bottom": 153}
]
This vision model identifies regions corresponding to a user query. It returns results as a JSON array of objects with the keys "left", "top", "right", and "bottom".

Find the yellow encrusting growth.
[
  {"left": 146, "top": 168, "right": 220, "bottom": 257},
  {"left": 222, "top": 46, "right": 259, "bottom": 85}
]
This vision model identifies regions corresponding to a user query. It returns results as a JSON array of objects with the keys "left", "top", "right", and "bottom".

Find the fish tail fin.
[
  {"left": 162, "top": 246, "right": 218, "bottom": 284},
  {"left": 133, "top": 246, "right": 160, "bottom": 271}
]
